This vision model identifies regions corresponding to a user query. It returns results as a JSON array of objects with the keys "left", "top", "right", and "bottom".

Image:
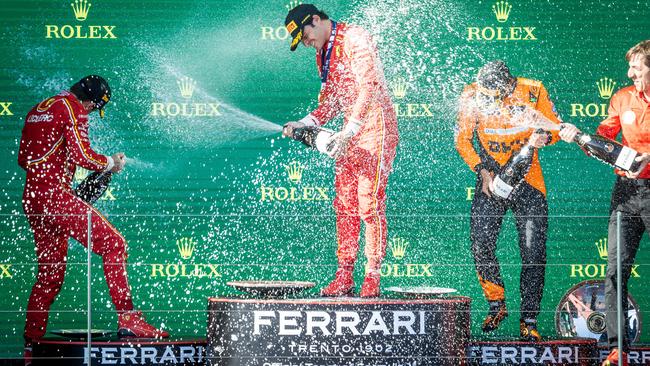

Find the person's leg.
[
  {"left": 511, "top": 183, "right": 548, "bottom": 341},
  {"left": 470, "top": 179, "right": 508, "bottom": 331},
  {"left": 24, "top": 224, "right": 68, "bottom": 341},
  {"left": 58, "top": 189, "right": 167, "bottom": 338},
  {"left": 605, "top": 178, "right": 645, "bottom": 354},
  {"left": 639, "top": 184, "right": 650, "bottom": 237},
  {"left": 357, "top": 148, "right": 393, "bottom": 298},
  {"left": 333, "top": 158, "right": 361, "bottom": 268},
  {"left": 59, "top": 189, "right": 133, "bottom": 312},
  {"left": 321, "top": 158, "right": 359, "bottom": 296}
]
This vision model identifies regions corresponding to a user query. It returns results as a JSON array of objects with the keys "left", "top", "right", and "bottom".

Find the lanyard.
[{"left": 320, "top": 21, "right": 337, "bottom": 88}]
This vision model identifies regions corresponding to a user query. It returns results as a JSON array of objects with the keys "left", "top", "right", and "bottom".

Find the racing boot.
[
  {"left": 481, "top": 300, "right": 508, "bottom": 332},
  {"left": 320, "top": 267, "right": 354, "bottom": 297},
  {"left": 520, "top": 319, "right": 542, "bottom": 342},
  {"left": 360, "top": 271, "right": 381, "bottom": 298},
  {"left": 602, "top": 349, "right": 629, "bottom": 366},
  {"left": 24, "top": 339, "right": 32, "bottom": 366},
  {"left": 118, "top": 311, "right": 169, "bottom": 338}
]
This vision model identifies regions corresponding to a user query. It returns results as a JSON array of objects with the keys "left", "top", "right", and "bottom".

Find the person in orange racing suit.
[
  {"left": 455, "top": 61, "right": 561, "bottom": 341},
  {"left": 19, "top": 75, "right": 169, "bottom": 365},
  {"left": 282, "top": 4, "right": 399, "bottom": 298}
]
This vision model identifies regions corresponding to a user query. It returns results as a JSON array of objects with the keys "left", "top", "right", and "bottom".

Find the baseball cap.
[
  {"left": 477, "top": 60, "right": 516, "bottom": 98},
  {"left": 71, "top": 75, "right": 112, "bottom": 118},
  {"left": 285, "top": 4, "right": 319, "bottom": 51}
]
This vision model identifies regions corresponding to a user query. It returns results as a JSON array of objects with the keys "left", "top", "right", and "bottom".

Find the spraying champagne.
[
  {"left": 563, "top": 125, "right": 641, "bottom": 172},
  {"left": 284, "top": 125, "right": 335, "bottom": 155}
]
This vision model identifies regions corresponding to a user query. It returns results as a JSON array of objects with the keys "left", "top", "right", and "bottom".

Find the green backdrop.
[{"left": 0, "top": 0, "right": 648, "bottom": 360}]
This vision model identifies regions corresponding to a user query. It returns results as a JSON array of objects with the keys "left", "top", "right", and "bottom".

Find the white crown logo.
[
  {"left": 492, "top": 0, "right": 512, "bottom": 23},
  {"left": 595, "top": 238, "right": 608, "bottom": 261},
  {"left": 285, "top": 161, "right": 304, "bottom": 184},
  {"left": 391, "top": 78, "right": 408, "bottom": 99},
  {"left": 177, "top": 237, "right": 196, "bottom": 260},
  {"left": 71, "top": 0, "right": 91, "bottom": 21},
  {"left": 597, "top": 77, "right": 616, "bottom": 100},
  {"left": 285, "top": 1, "right": 302, "bottom": 11},
  {"left": 390, "top": 237, "right": 409, "bottom": 260},
  {"left": 177, "top": 76, "right": 197, "bottom": 99},
  {"left": 74, "top": 167, "right": 90, "bottom": 183}
]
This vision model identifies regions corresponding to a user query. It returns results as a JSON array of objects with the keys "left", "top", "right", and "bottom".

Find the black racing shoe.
[
  {"left": 24, "top": 340, "right": 32, "bottom": 366},
  {"left": 520, "top": 319, "right": 542, "bottom": 342},
  {"left": 481, "top": 301, "right": 508, "bottom": 332}
]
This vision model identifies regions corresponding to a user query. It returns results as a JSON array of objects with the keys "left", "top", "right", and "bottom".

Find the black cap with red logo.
[
  {"left": 71, "top": 75, "right": 112, "bottom": 118},
  {"left": 285, "top": 4, "right": 319, "bottom": 51}
]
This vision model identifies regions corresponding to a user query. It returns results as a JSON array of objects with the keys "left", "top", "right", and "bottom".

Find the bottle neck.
[
  {"left": 520, "top": 142, "right": 534, "bottom": 154},
  {"left": 572, "top": 131, "right": 585, "bottom": 144}
]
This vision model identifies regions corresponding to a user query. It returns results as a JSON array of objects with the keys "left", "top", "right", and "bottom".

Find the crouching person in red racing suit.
[
  {"left": 19, "top": 75, "right": 169, "bottom": 363},
  {"left": 282, "top": 4, "right": 399, "bottom": 298}
]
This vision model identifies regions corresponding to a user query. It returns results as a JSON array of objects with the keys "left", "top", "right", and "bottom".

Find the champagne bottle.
[
  {"left": 289, "top": 126, "right": 334, "bottom": 155},
  {"left": 74, "top": 171, "right": 112, "bottom": 204},
  {"left": 571, "top": 132, "right": 641, "bottom": 172},
  {"left": 491, "top": 143, "right": 535, "bottom": 199}
]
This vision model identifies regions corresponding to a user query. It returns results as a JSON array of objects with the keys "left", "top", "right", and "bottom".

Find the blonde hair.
[{"left": 626, "top": 40, "right": 650, "bottom": 67}]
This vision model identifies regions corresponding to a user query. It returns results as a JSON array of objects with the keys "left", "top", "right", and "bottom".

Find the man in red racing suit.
[
  {"left": 19, "top": 76, "right": 168, "bottom": 363},
  {"left": 283, "top": 4, "right": 399, "bottom": 297}
]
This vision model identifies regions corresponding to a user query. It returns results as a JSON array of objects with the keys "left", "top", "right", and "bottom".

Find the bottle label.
[
  {"left": 492, "top": 176, "right": 514, "bottom": 199},
  {"left": 315, "top": 130, "right": 333, "bottom": 154},
  {"left": 615, "top": 146, "right": 638, "bottom": 171}
]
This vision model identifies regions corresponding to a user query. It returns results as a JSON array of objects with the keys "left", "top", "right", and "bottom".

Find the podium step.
[
  {"left": 597, "top": 345, "right": 650, "bottom": 365},
  {"left": 32, "top": 337, "right": 206, "bottom": 366},
  {"left": 467, "top": 338, "right": 598, "bottom": 365},
  {"left": 207, "top": 296, "right": 472, "bottom": 366}
]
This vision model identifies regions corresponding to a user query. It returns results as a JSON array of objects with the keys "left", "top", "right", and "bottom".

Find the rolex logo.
[
  {"left": 285, "top": 161, "right": 304, "bottom": 184},
  {"left": 74, "top": 167, "right": 90, "bottom": 183},
  {"left": 262, "top": 1, "right": 300, "bottom": 41},
  {"left": 45, "top": 0, "right": 116, "bottom": 39},
  {"left": 595, "top": 238, "right": 608, "bottom": 260},
  {"left": 390, "top": 237, "right": 409, "bottom": 260},
  {"left": 71, "top": 0, "right": 91, "bottom": 21},
  {"left": 391, "top": 78, "right": 407, "bottom": 99},
  {"left": 0, "top": 102, "right": 13, "bottom": 116},
  {"left": 151, "top": 78, "right": 221, "bottom": 117},
  {"left": 260, "top": 161, "right": 329, "bottom": 202},
  {"left": 570, "top": 77, "right": 611, "bottom": 117},
  {"left": 177, "top": 237, "right": 196, "bottom": 260},
  {"left": 177, "top": 77, "right": 197, "bottom": 99},
  {"left": 151, "top": 238, "right": 220, "bottom": 278},
  {"left": 285, "top": 0, "right": 302, "bottom": 10},
  {"left": 467, "top": 0, "right": 535, "bottom": 41},
  {"left": 375, "top": 237, "right": 433, "bottom": 277},
  {"left": 0, "top": 264, "right": 12, "bottom": 279},
  {"left": 570, "top": 236, "right": 640, "bottom": 279},
  {"left": 597, "top": 77, "right": 616, "bottom": 100},
  {"left": 492, "top": 0, "right": 512, "bottom": 23}
]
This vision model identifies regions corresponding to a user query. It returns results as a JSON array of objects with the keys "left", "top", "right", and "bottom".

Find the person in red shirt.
[
  {"left": 282, "top": 4, "right": 399, "bottom": 297},
  {"left": 561, "top": 40, "right": 650, "bottom": 366},
  {"left": 19, "top": 76, "right": 169, "bottom": 363}
]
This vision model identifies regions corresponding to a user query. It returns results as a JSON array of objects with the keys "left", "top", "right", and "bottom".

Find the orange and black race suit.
[{"left": 454, "top": 78, "right": 561, "bottom": 321}]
